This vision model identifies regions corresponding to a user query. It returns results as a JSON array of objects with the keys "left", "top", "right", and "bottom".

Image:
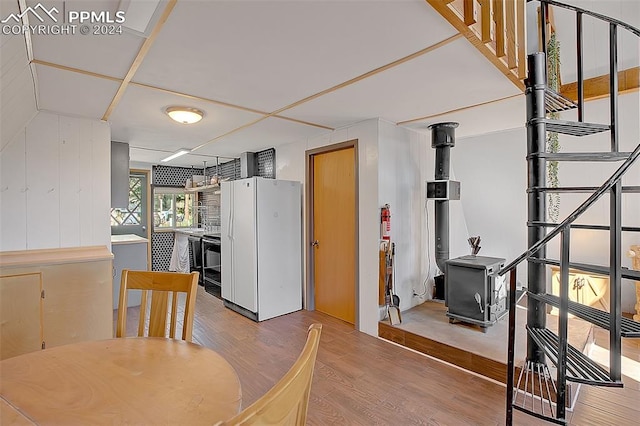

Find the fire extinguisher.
[{"left": 381, "top": 204, "right": 391, "bottom": 241}]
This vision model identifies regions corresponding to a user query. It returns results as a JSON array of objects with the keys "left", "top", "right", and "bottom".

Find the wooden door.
[{"left": 312, "top": 146, "right": 356, "bottom": 324}]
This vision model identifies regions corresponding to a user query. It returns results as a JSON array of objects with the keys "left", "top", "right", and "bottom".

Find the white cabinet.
[
  {"left": 0, "top": 246, "right": 113, "bottom": 360},
  {"left": 111, "top": 234, "right": 148, "bottom": 309}
]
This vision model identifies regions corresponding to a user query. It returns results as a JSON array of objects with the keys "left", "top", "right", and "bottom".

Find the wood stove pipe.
[{"left": 428, "top": 122, "right": 459, "bottom": 272}]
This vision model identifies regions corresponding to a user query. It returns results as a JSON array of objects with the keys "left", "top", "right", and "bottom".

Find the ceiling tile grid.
[
  {"left": 284, "top": 37, "right": 522, "bottom": 129},
  {"left": 133, "top": 0, "right": 458, "bottom": 112},
  {"left": 401, "top": 94, "right": 526, "bottom": 139},
  {"left": 35, "top": 64, "right": 120, "bottom": 119},
  {"left": 189, "top": 116, "right": 331, "bottom": 161},
  {"left": 26, "top": 0, "right": 146, "bottom": 78},
  {"left": 109, "top": 84, "right": 264, "bottom": 154}
]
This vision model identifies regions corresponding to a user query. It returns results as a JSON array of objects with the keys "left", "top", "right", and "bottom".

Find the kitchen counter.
[
  {"left": 174, "top": 228, "right": 206, "bottom": 236},
  {"left": 0, "top": 246, "right": 112, "bottom": 267},
  {"left": 111, "top": 234, "right": 149, "bottom": 245}
]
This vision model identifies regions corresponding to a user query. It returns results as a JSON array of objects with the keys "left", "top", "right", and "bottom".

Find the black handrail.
[
  {"left": 498, "top": 142, "right": 640, "bottom": 276},
  {"left": 540, "top": 0, "right": 640, "bottom": 37}
]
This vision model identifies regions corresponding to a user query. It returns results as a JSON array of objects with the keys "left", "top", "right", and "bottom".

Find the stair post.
[
  {"left": 630, "top": 245, "right": 640, "bottom": 322},
  {"left": 526, "top": 52, "right": 548, "bottom": 364}
]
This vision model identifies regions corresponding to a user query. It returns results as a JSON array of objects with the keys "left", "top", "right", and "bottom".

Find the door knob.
[{"left": 311, "top": 240, "right": 319, "bottom": 247}]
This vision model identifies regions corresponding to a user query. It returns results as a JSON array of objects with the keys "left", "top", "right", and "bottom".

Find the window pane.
[
  {"left": 152, "top": 191, "right": 197, "bottom": 229},
  {"left": 154, "top": 193, "right": 175, "bottom": 228},
  {"left": 110, "top": 176, "right": 143, "bottom": 226}
]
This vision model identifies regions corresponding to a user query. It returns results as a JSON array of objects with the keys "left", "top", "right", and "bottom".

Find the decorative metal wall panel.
[
  {"left": 151, "top": 232, "right": 174, "bottom": 271},
  {"left": 220, "top": 159, "right": 240, "bottom": 180},
  {"left": 153, "top": 165, "right": 203, "bottom": 187},
  {"left": 257, "top": 148, "right": 276, "bottom": 178},
  {"left": 151, "top": 147, "right": 276, "bottom": 270}
]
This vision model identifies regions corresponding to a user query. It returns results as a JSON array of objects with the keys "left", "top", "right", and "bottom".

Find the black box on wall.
[{"left": 240, "top": 152, "right": 257, "bottom": 178}]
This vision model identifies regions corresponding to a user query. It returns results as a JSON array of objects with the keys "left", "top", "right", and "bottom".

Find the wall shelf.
[{"left": 185, "top": 184, "right": 221, "bottom": 193}]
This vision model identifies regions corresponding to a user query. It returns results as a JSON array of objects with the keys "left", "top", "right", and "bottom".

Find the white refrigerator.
[{"left": 221, "top": 177, "right": 302, "bottom": 321}]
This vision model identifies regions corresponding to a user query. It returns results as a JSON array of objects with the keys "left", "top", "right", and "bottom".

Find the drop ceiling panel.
[
  {"left": 401, "top": 94, "right": 526, "bottom": 139},
  {"left": 191, "top": 117, "right": 331, "bottom": 160},
  {"left": 285, "top": 38, "right": 521, "bottom": 128},
  {"left": 134, "top": 0, "right": 457, "bottom": 112},
  {"left": 36, "top": 64, "right": 119, "bottom": 119},
  {"left": 26, "top": 0, "right": 145, "bottom": 78},
  {"left": 109, "top": 84, "right": 264, "bottom": 154}
]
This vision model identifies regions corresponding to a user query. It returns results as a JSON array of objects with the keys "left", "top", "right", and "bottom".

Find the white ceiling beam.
[
  {"left": 397, "top": 92, "right": 523, "bottom": 125},
  {"left": 192, "top": 33, "right": 464, "bottom": 152},
  {"left": 102, "top": 0, "right": 177, "bottom": 121},
  {"left": 31, "top": 59, "right": 333, "bottom": 131}
]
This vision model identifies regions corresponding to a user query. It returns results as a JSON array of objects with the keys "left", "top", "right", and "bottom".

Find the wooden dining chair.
[
  {"left": 216, "top": 323, "right": 322, "bottom": 426},
  {"left": 116, "top": 269, "right": 199, "bottom": 342}
]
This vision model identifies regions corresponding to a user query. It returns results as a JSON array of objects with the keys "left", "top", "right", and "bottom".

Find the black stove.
[{"left": 188, "top": 233, "right": 221, "bottom": 295}]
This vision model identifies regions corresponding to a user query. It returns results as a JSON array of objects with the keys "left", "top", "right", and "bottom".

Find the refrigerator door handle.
[{"left": 227, "top": 185, "right": 234, "bottom": 240}]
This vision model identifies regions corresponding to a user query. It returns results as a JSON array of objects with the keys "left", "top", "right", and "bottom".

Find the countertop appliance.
[
  {"left": 221, "top": 177, "right": 302, "bottom": 321},
  {"left": 445, "top": 255, "right": 507, "bottom": 331}
]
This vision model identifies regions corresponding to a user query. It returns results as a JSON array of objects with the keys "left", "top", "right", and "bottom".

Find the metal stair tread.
[
  {"left": 529, "top": 118, "right": 610, "bottom": 136},
  {"left": 528, "top": 185, "right": 640, "bottom": 193},
  {"left": 545, "top": 88, "right": 578, "bottom": 113},
  {"left": 526, "top": 326, "right": 623, "bottom": 387},
  {"left": 527, "top": 292, "right": 640, "bottom": 338},
  {"left": 512, "top": 404, "right": 566, "bottom": 425},
  {"left": 532, "top": 152, "right": 631, "bottom": 162},
  {"left": 528, "top": 257, "right": 640, "bottom": 281}
]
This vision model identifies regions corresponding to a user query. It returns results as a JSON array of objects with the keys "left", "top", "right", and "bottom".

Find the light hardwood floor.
[{"left": 115, "top": 287, "right": 639, "bottom": 425}]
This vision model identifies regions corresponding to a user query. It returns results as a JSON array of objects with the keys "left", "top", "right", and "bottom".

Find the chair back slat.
[
  {"left": 116, "top": 270, "right": 199, "bottom": 342},
  {"left": 216, "top": 323, "right": 322, "bottom": 425},
  {"left": 170, "top": 291, "right": 179, "bottom": 339},
  {"left": 137, "top": 290, "right": 148, "bottom": 337},
  {"left": 147, "top": 290, "right": 169, "bottom": 338}
]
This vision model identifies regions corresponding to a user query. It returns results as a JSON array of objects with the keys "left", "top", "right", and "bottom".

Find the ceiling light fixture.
[
  {"left": 161, "top": 148, "right": 191, "bottom": 162},
  {"left": 165, "top": 107, "right": 204, "bottom": 124}
]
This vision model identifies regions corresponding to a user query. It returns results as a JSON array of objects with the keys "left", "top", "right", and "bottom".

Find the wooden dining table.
[{"left": 0, "top": 337, "right": 242, "bottom": 425}]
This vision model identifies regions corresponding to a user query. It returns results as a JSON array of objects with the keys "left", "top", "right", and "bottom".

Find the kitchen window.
[{"left": 153, "top": 188, "right": 196, "bottom": 229}]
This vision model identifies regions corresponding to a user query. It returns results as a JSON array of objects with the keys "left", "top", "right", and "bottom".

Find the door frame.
[
  {"left": 131, "top": 168, "right": 152, "bottom": 269},
  {"left": 305, "top": 140, "right": 359, "bottom": 327}
]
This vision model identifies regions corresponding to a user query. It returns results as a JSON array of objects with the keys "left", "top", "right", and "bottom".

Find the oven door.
[
  {"left": 188, "top": 235, "right": 203, "bottom": 285},
  {"left": 202, "top": 236, "right": 221, "bottom": 288}
]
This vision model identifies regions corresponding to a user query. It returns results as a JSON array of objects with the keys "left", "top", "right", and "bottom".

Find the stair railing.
[
  {"left": 503, "top": 1, "right": 640, "bottom": 423},
  {"left": 502, "top": 142, "right": 640, "bottom": 424},
  {"left": 499, "top": 143, "right": 640, "bottom": 276}
]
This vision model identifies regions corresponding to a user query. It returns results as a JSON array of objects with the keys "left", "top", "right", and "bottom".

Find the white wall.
[
  {"left": 377, "top": 120, "right": 469, "bottom": 311},
  {"left": 454, "top": 127, "right": 529, "bottom": 281},
  {"left": 0, "top": 111, "right": 111, "bottom": 251},
  {"left": 378, "top": 121, "right": 430, "bottom": 311},
  {"left": 277, "top": 119, "right": 380, "bottom": 336},
  {"left": 277, "top": 118, "right": 474, "bottom": 337},
  {"left": 0, "top": 1, "right": 37, "bottom": 150},
  {"left": 453, "top": 93, "right": 640, "bottom": 313}
]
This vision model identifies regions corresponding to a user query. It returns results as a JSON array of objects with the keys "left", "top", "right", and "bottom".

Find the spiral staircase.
[{"left": 496, "top": 1, "right": 640, "bottom": 424}]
